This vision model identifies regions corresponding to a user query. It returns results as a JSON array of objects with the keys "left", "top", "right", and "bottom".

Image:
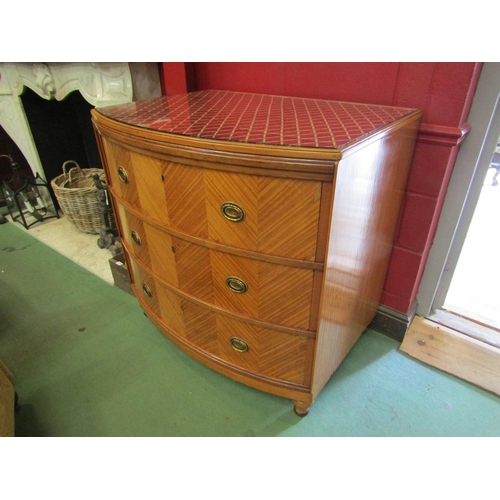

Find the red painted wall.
[
  {"left": 159, "top": 63, "right": 188, "bottom": 96},
  {"left": 161, "top": 62, "right": 482, "bottom": 314}
]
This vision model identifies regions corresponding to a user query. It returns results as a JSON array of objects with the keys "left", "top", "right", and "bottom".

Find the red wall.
[{"left": 160, "top": 62, "right": 482, "bottom": 314}]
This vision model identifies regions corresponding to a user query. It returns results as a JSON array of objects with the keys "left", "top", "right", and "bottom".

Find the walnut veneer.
[{"left": 91, "top": 90, "right": 421, "bottom": 416}]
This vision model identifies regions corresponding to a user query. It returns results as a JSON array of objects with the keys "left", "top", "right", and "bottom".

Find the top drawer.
[{"left": 102, "top": 139, "right": 324, "bottom": 261}]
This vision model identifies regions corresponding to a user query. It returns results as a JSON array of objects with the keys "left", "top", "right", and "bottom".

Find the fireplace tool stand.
[
  {"left": 0, "top": 154, "right": 59, "bottom": 229},
  {"left": 92, "top": 173, "right": 122, "bottom": 256}
]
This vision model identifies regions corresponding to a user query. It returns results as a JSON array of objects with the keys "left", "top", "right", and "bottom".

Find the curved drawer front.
[
  {"left": 128, "top": 258, "right": 162, "bottom": 318},
  {"left": 208, "top": 251, "right": 315, "bottom": 330},
  {"left": 115, "top": 203, "right": 179, "bottom": 288},
  {"left": 101, "top": 138, "right": 171, "bottom": 225},
  {"left": 121, "top": 211, "right": 315, "bottom": 330},
  {"left": 102, "top": 140, "right": 322, "bottom": 261},
  {"left": 168, "top": 164, "right": 322, "bottom": 261},
  {"left": 128, "top": 258, "right": 313, "bottom": 387}
]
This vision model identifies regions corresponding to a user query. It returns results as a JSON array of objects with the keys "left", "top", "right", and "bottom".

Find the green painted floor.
[{"left": 1, "top": 219, "right": 500, "bottom": 437}]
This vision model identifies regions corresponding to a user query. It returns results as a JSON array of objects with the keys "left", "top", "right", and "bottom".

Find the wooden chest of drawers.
[{"left": 92, "top": 90, "right": 421, "bottom": 415}]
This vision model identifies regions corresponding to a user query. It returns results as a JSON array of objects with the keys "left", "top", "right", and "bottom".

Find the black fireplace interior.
[
  {"left": 20, "top": 87, "right": 102, "bottom": 207},
  {"left": 0, "top": 128, "right": 32, "bottom": 189}
]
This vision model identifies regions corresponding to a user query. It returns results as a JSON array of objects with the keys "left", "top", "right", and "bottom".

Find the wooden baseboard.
[
  {"left": 369, "top": 303, "right": 417, "bottom": 342},
  {"left": 400, "top": 315, "right": 500, "bottom": 396}
]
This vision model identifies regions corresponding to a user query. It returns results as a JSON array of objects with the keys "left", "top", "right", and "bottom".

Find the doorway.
[
  {"left": 443, "top": 142, "right": 500, "bottom": 333},
  {"left": 400, "top": 63, "right": 500, "bottom": 395},
  {"left": 401, "top": 64, "right": 500, "bottom": 394},
  {"left": 416, "top": 63, "right": 500, "bottom": 328}
]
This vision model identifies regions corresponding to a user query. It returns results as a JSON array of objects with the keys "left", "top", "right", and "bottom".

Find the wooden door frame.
[{"left": 416, "top": 62, "right": 500, "bottom": 318}]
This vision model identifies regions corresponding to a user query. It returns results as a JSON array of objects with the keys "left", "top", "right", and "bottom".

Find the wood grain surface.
[
  {"left": 401, "top": 316, "right": 500, "bottom": 396},
  {"left": 92, "top": 96, "right": 422, "bottom": 415}
]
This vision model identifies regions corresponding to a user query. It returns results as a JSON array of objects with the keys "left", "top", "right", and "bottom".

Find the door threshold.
[
  {"left": 401, "top": 315, "right": 500, "bottom": 396},
  {"left": 428, "top": 308, "right": 500, "bottom": 349},
  {"left": 443, "top": 299, "right": 500, "bottom": 332}
]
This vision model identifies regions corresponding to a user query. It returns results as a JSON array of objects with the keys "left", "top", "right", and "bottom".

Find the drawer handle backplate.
[
  {"left": 230, "top": 337, "right": 249, "bottom": 353},
  {"left": 118, "top": 166, "right": 129, "bottom": 184},
  {"left": 226, "top": 276, "right": 248, "bottom": 294},
  {"left": 142, "top": 283, "right": 153, "bottom": 298},
  {"left": 221, "top": 202, "right": 245, "bottom": 222},
  {"left": 131, "top": 230, "right": 142, "bottom": 246}
]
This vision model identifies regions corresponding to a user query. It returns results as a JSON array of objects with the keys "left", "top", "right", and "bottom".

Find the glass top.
[{"left": 97, "top": 89, "right": 415, "bottom": 149}]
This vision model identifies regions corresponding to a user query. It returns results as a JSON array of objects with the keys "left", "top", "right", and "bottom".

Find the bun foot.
[{"left": 293, "top": 401, "right": 310, "bottom": 417}]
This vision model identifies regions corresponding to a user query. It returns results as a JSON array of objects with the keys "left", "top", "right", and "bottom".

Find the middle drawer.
[{"left": 117, "top": 202, "right": 316, "bottom": 330}]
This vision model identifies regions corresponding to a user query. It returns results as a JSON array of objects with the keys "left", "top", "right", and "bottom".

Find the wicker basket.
[{"left": 51, "top": 161, "right": 116, "bottom": 234}]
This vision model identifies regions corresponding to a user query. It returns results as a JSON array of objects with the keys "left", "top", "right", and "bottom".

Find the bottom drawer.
[{"left": 129, "top": 257, "right": 314, "bottom": 387}]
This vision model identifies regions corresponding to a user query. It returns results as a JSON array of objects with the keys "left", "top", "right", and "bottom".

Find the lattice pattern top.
[{"left": 97, "top": 89, "right": 415, "bottom": 149}]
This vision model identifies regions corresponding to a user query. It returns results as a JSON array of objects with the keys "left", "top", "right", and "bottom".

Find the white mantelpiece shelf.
[{"left": 0, "top": 62, "right": 133, "bottom": 180}]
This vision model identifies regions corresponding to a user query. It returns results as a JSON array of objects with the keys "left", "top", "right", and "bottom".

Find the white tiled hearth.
[{"left": 6, "top": 212, "right": 115, "bottom": 285}]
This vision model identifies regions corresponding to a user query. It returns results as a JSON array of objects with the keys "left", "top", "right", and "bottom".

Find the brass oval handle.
[
  {"left": 131, "top": 230, "right": 141, "bottom": 246},
  {"left": 221, "top": 202, "right": 245, "bottom": 222},
  {"left": 118, "top": 166, "right": 129, "bottom": 184},
  {"left": 142, "top": 283, "right": 152, "bottom": 298},
  {"left": 230, "top": 337, "right": 249, "bottom": 353},
  {"left": 225, "top": 276, "right": 248, "bottom": 294}
]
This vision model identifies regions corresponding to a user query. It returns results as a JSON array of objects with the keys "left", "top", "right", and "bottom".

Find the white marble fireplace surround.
[
  {"left": 0, "top": 62, "right": 160, "bottom": 181},
  {"left": 0, "top": 63, "right": 162, "bottom": 284}
]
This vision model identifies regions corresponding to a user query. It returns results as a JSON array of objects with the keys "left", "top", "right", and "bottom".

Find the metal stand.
[
  {"left": 0, "top": 154, "right": 59, "bottom": 229},
  {"left": 92, "top": 173, "right": 122, "bottom": 256}
]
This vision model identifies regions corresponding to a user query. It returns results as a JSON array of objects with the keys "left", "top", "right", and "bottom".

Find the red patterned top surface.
[{"left": 97, "top": 90, "right": 415, "bottom": 149}]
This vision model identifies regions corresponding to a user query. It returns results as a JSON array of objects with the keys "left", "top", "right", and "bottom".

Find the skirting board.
[
  {"left": 369, "top": 303, "right": 417, "bottom": 342},
  {"left": 400, "top": 315, "right": 500, "bottom": 397}
]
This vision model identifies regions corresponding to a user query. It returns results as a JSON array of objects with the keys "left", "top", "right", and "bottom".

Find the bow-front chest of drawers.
[{"left": 91, "top": 90, "right": 421, "bottom": 416}]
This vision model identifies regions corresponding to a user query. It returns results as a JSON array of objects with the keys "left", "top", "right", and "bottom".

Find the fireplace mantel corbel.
[{"left": 0, "top": 62, "right": 133, "bottom": 180}]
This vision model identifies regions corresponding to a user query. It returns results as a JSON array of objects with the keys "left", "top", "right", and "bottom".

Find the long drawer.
[
  {"left": 102, "top": 139, "right": 323, "bottom": 261},
  {"left": 118, "top": 202, "right": 317, "bottom": 330},
  {"left": 128, "top": 255, "right": 314, "bottom": 387}
]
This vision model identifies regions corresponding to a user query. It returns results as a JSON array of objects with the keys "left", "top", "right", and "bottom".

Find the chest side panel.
[{"left": 311, "top": 114, "right": 422, "bottom": 398}]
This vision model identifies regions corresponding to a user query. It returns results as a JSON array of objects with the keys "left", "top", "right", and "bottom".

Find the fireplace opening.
[
  {"left": 0, "top": 126, "right": 33, "bottom": 203},
  {"left": 20, "top": 87, "right": 102, "bottom": 208}
]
